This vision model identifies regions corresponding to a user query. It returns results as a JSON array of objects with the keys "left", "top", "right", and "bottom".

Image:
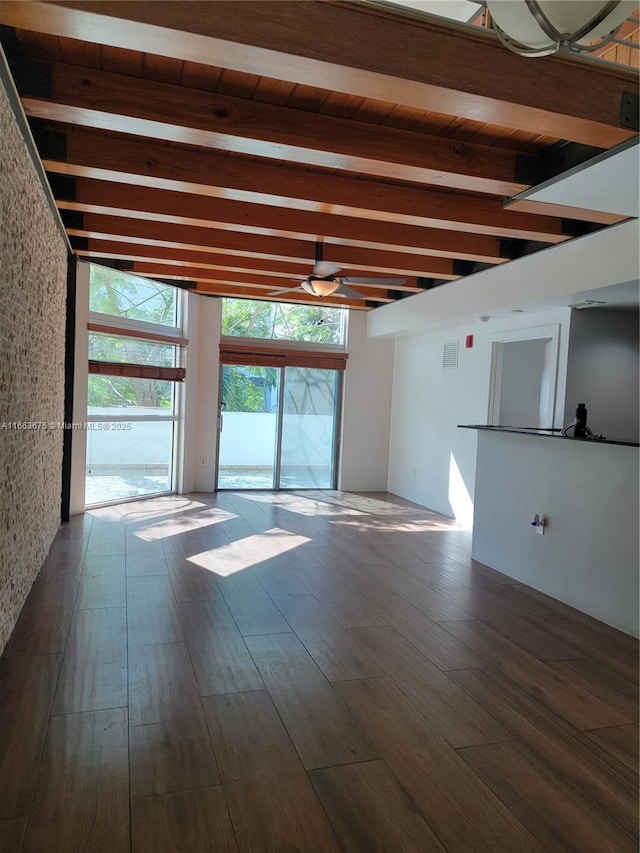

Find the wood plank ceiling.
[{"left": 0, "top": 0, "right": 637, "bottom": 310}]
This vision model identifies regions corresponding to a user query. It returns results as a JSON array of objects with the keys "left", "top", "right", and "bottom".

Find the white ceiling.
[
  {"left": 512, "top": 138, "right": 640, "bottom": 218},
  {"left": 369, "top": 218, "right": 639, "bottom": 337}
]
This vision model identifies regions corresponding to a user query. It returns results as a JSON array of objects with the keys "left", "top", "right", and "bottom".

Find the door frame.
[{"left": 487, "top": 324, "right": 560, "bottom": 429}]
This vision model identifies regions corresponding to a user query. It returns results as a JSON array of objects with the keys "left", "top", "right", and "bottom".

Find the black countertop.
[{"left": 458, "top": 425, "right": 639, "bottom": 448}]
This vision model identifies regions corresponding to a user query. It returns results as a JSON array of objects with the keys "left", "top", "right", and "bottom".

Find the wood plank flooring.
[{"left": 0, "top": 491, "right": 637, "bottom": 851}]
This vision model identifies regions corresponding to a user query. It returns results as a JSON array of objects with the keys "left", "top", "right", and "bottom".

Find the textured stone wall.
[{"left": 0, "top": 80, "right": 68, "bottom": 654}]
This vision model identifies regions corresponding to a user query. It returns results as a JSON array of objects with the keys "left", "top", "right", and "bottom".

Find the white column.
[{"left": 180, "top": 294, "right": 221, "bottom": 494}]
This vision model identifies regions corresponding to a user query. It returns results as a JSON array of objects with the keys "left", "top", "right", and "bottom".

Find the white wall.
[
  {"left": 85, "top": 409, "right": 173, "bottom": 466},
  {"left": 472, "top": 431, "right": 639, "bottom": 636},
  {"left": 219, "top": 413, "right": 276, "bottom": 466},
  {"left": 216, "top": 412, "right": 336, "bottom": 467},
  {"left": 387, "top": 308, "right": 571, "bottom": 521},
  {"left": 281, "top": 414, "right": 335, "bottom": 469},
  {"left": 564, "top": 308, "right": 639, "bottom": 442},
  {"left": 339, "top": 310, "right": 395, "bottom": 491}
]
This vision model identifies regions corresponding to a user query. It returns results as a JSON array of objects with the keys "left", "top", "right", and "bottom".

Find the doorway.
[
  {"left": 216, "top": 363, "right": 342, "bottom": 490},
  {"left": 488, "top": 325, "right": 560, "bottom": 429}
]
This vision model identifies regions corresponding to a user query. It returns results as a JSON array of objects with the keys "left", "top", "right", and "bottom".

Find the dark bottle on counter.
[{"left": 574, "top": 403, "right": 588, "bottom": 437}]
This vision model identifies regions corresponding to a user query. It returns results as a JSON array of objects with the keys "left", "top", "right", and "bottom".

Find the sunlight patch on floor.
[
  {"left": 88, "top": 496, "right": 208, "bottom": 523},
  {"left": 329, "top": 495, "right": 419, "bottom": 515},
  {"left": 132, "top": 508, "right": 238, "bottom": 541},
  {"left": 241, "top": 492, "right": 366, "bottom": 517},
  {"left": 187, "top": 527, "right": 312, "bottom": 577},
  {"left": 333, "top": 516, "right": 456, "bottom": 533}
]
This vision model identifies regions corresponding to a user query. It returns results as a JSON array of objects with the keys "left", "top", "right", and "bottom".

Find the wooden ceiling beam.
[
  {"left": 55, "top": 177, "right": 506, "bottom": 264},
  {"left": 76, "top": 239, "right": 425, "bottom": 291},
  {"left": 41, "top": 127, "right": 571, "bottom": 243},
  {"left": 22, "top": 62, "right": 527, "bottom": 196},
  {"left": 0, "top": 1, "right": 635, "bottom": 146},
  {"left": 67, "top": 215, "right": 460, "bottom": 279}
]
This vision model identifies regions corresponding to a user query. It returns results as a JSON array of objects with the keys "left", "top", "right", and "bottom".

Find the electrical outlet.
[
  {"left": 200, "top": 456, "right": 207, "bottom": 466},
  {"left": 531, "top": 513, "right": 546, "bottom": 535}
]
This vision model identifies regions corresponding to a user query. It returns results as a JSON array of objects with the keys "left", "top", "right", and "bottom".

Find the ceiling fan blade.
[
  {"left": 342, "top": 277, "right": 406, "bottom": 285},
  {"left": 268, "top": 286, "right": 302, "bottom": 296},
  {"left": 335, "top": 283, "right": 365, "bottom": 300},
  {"left": 312, "top": 261, "right": 341, "bottom": 278}
]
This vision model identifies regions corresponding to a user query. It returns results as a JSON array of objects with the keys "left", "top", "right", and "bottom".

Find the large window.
[
  {"left": 90, "top": 265, "right": 178, "bottom": 326},
  {"left": 85, "top": 266, "right": 185, "bottom": 507},
  {"left": 217, "top": 364, "right": 341, "bottom": 490},
  {"left": 221, "top": 298, "right": 346, "bottom": 345},
  {"left": 88, "top": 332, "right": 177, "bottom": 368},
  {"left": 217, "top": 297, "right": 346, "bottom": 490}
]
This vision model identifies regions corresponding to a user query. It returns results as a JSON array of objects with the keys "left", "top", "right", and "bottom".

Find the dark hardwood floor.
[{"left": 0, "top": 490, "right": 637, "bottom": 852}]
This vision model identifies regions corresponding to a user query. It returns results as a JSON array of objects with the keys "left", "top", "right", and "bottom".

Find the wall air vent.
[{"left": 442, "top": 340, "right": 459, "bottom": 369}]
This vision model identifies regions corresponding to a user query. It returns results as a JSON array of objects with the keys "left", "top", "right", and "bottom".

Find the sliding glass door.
[
  {"left": 216, "top": 364, "right": 341, "bottom": 490},
  {"left": 280, "top": 366, "right": 340, "bottom": 488},
  {"left": 216, "top": 364, "right": 281, "bottom": 489}
]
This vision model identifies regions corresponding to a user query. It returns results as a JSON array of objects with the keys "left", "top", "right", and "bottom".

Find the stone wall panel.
[{"left": 0, "top": 81, "right": 67, "bottom": 654}]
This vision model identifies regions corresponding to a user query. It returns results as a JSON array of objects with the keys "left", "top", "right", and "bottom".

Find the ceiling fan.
[{"left": 269, "top": 242, "right": 406, "bottom": 300}]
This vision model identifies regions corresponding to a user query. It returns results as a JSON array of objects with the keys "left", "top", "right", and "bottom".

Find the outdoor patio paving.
[
  {"left": 85, "top": 467, "right": 171, "bottom": 506},
  {"left": 218, "top": 467, "right": 333, "bottom": 489},
  {"left": 86, "top": 465, "right": 333, "bottom": 505}
]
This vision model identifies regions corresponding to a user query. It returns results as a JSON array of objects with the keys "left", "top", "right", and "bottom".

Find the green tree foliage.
[
  {"left": 220, "top": 298, "right": 345, "bottom": 414},
  {"left": 90, "top": 265, "right": 177, "bottom": 325},
  {"left": 88, "top": 265, "right": 178, "bottom": 409},
  {"left": 221, "top": 366, "right": 278, "bottom": 413},
  {"left": 221, "top": 299, "right": 345, "bottom": 344},
  {"left": 87, "top": 375, "right": 173, "bottom": 410}
]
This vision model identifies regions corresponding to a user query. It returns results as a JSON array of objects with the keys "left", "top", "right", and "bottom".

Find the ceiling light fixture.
[
  {"left": 486, "top": 1, "right": 636, "bottom": 57},
  {"left": 301, "top": 277, "right": 342, "bottom": 297}
]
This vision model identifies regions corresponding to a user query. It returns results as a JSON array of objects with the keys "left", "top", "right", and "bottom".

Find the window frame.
[{"left": 84, "top": 266, "right": 186, "bottom": 508}]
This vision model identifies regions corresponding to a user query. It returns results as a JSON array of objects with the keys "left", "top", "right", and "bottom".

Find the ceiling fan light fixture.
[
  {"left": 301, "top": 277, "right": 341, "bottom": 297},
  {"left": 486, "top": 1, "right": 636, "bottom": 57}
]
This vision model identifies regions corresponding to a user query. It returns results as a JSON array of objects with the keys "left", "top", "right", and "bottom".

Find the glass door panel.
[
  {"left": 85, "top": 375, "right": 176, "bottom": 506},
  {"left": 216, "top": 364, "right": 280, "bottom": 489},
  {"left": 279, "top": 367, "right": 340, "bottom": 489}
]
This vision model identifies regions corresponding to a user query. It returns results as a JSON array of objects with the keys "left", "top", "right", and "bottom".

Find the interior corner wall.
[
  {"left": 563, "top": 307, "right": 639, "bottom": 442},
  {"left": 0, "top": 81, "right": 68, "bottom": 654},
  {"left": 387, "top": 307, "right": 572, "bottom": 520},
  {"left": 339, "top": 310, "right": 394, "bottom": 492}
]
